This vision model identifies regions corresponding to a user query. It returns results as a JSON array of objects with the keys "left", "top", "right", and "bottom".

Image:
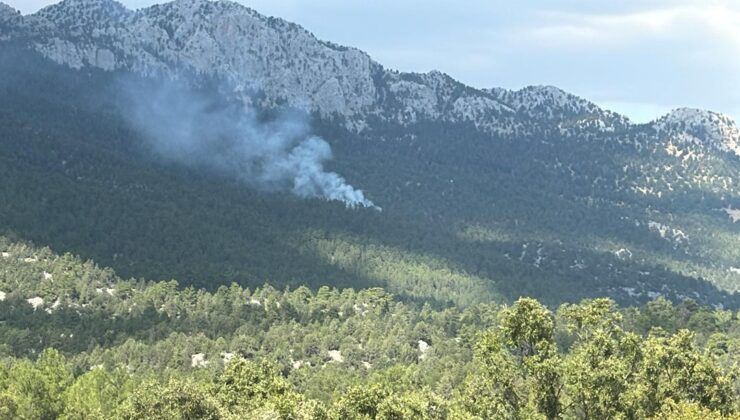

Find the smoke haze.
[{"left": 119, "top": 78, "right": 377, "bottom": 209}]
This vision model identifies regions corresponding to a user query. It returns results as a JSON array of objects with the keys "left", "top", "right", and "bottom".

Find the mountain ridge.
[{"left": 2, "top": 0, "right": 738, "bottom": 148}]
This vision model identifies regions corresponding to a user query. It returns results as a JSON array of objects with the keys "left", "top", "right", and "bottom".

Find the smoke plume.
[{"left": 118, "top": 78, "right": 377, "bottom": 209}]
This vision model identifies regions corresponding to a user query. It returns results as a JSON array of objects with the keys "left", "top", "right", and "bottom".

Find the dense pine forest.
[
  {"left": 0, "top": 236, "right": 738, "bottom": 418},
  {"left": 0, "top": 45, "right": 737, "bottom": 312}
]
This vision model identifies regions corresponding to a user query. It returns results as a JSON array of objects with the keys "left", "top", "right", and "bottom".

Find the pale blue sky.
[{"left": 7, "top": 0, "right": 740, "bottom": 123}]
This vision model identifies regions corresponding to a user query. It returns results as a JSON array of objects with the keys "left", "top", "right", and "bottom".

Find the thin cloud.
[{"left": 528, "top": 5, "right": 740, "bottom": 48}]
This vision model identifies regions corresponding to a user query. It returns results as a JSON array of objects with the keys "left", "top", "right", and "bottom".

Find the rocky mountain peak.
[
  {"left": 0, "top": 2, "right": 18, "bottom": 15},
  {"left": 489, "top": 85, "right": 630, "bottom": 133},
  {"left": 0, "top": 2, "right": 22, "bottom": 30},
  {"left": 653, "top": 108, "right": 740, "bottom": 156},
  {"left": 33, "top": 0, "right": 131, "bottom": 34},
  {"left": 3, "top": 0, "right": 737, "bottom": 144},
  {"left": 492, "top": 85, "right": 585, "bottom": 113},
  {"left": 140, "top": 0, "right": 249, "bottom": 20},
  {"left": 0, "top": 3, "right": 23, "bottom": 37}
]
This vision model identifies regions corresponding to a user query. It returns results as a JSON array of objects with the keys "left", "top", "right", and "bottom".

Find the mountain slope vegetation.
[
  {"left": 0, "top": 235, "right": 738, "bottom": 418},
  {"left": 0, "top": 42, "right": 737, "bottom": 309}
]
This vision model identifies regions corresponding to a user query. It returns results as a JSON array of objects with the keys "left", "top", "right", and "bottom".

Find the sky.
[{"left": 7, "top": 0, "right": 740, "bottom": 123}]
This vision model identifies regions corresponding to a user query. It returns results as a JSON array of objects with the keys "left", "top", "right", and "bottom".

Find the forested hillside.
[
  {"left": 0, "top": 44, "right": 737, "bottom": 310},
  {"left": 0, "top": 236, "right": 738, "bottom": 418},
  {"left": 0, "top": 0, "right": 737, "bottom": 310}
]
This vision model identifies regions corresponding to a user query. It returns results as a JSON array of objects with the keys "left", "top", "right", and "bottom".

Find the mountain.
[
  {"left": 0, "top": 0, "right": 738, "bottom": 309},
  {"left": 654, "top": 108, "right": 740, "bottom": 156},
  {"left": 0, "top": 0, "right": 626, "bottom": 135}
]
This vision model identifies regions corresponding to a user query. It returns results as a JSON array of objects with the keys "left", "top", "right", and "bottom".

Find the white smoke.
[{"left": 119, "top": 78, "right": 377, "bottom": 209}]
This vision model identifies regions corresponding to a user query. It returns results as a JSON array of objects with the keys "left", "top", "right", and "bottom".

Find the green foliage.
[
  {"left": 213, "top": 357, "right": 324, "bottom": 419},
  {"left": 333, "top": 384, "right": 390, "bottom": 419},
  {"left": 119, "top": 377, "right": 221, "bottom": 420},
  {"left": 0, "top": 292, "right": 736, "bottom": 419},
  {"left": 0, "top": 237, "right": 737, "bottom": 418},
  {"left": 60, "top": 368, "right": 132, "bottom": 420},
  {"left": 499, "top": 298, "right": 555, "bottom": 359},
  {"left": 0, "top": 349, "right": 73, "bottom": 420},
  {"left": 375, "top": 391, "right": 450, "bottom": 420},
  {"left": 459, "top": 297, "right": 739, "bottom": 420},
  {"left": 631, "top": 330, "right": 734, "bottom": 417},
  {"left": 650, "top": 399, "right": 729, "bottom": 420}
]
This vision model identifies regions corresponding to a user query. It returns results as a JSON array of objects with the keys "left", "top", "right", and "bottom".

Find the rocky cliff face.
[
  {"left": 6, "top": 0, "right": 381, "bottom": 122},
  {"left": 6, "top": 0, "right": 738, "bottom": 151}
]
